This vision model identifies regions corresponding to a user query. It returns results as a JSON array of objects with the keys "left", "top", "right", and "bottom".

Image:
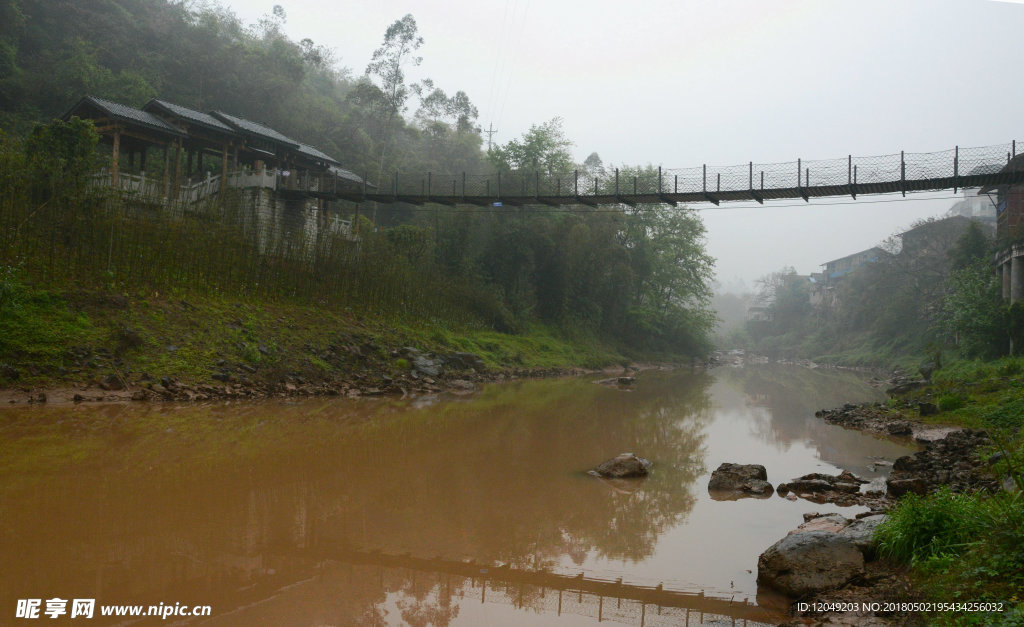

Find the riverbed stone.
[
  {"left": 591, "top": 453, "right": 652, "bottom": 478},
  {"left": 757, "top": 530, "right": 865, "bottom": 597},
  {"left": 838, "top": 514, "right": 887, "bottom": 558},
  {"left": 788, "top": 513, "right": 850, "bottom": 535},
  {"left": 707, "top": 463, "right": 773, "bottom": 499},
  {"left": 411, "top": 355, "right": 442, "bottom": 377}
]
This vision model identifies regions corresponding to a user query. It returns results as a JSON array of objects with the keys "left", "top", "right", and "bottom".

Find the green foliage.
[
  {"left": 940, "top": 260, "right": 1007, "bottom": 359},
  {"left": 937, "top": 393, "right": 967, "bottom": 412},
  {"left": 741, "top": 218, "right": 1000, "bottom": 367},
  {"left": 23, "top": 116, "right": 99, "bottom": 202},
  {"left": 0, "top": 1, "right": 718, "bottom": 360},
  {"left": 981, "top": 399, "right": 1024, "bottom": 429},
  {"left": 876, "top": 488, "right": 986, "bottom": 564},
  {"left": 949, "top": 220, "right": 991, "bottom": 271},
  {"left": 488, "top": 118, "right": 574, "bottom": 174},
  {"left": 0, "top": 261, "right": 23, "bottom": 312}
]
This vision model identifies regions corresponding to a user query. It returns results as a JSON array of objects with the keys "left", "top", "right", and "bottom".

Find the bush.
[
  {"left": 876, "top": 488, "right": 985, "bottom": 564},
  {"left": 937, "top": 393, "right": 967, "bottom": 412}
]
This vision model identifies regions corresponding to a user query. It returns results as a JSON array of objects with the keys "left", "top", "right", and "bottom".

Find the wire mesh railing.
[{"left": 365, "top": 139, "right": 1022, "bottom": 205}]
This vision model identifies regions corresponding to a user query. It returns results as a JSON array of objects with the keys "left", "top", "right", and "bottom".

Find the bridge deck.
[{"left": 334, "top": 170, "right": 1024, "bottom": 207}]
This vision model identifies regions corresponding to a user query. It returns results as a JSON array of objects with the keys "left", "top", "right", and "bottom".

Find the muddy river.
[{"left": 0, "top": 365, "right": 917, "bottom": 625}]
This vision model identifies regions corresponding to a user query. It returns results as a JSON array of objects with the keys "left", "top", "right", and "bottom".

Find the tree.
[
  {"left": 940, "top": 259, "right": 1006, "bottom": 358},
  {"left": 488, "top": 117, "right": 574, "bottom": 174},
  {"left": 365, "top": 14, "right": 423, "bottom": 183},
  {"left": 948, "top": 220, "right": 990, "bottom": 271}
]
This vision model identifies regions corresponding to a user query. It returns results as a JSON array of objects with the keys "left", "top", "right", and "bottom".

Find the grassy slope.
[{"left": 0, "top": 283, "right": 628, "bottom": 390}]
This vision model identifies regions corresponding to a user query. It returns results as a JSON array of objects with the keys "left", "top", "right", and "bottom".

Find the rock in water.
[
  {"left": 757, "top": 530, "right": 864, "bottom": 597},
  {"left": 592, "top": 453, "right": 652, "bottom": 478},
  {"left": 707, "top": 463, "right": 773, "bottom": 499}
]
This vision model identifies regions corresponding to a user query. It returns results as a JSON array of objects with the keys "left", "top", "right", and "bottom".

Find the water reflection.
[
  {"left": 711, "top": 365, "right": 914, "bottom": 479},
  {"left": 0, "top": 366, "right": 913, "bottom": 624}
]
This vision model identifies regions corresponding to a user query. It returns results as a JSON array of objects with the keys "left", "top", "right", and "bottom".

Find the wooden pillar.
[
  {"left": 163, "top": 144, "right": 170, "bottom": 198},
  {"left": 173, "top": 140, "right": 182, "bottom": 198},
  {"left": 186, "top": 149, "right": 193, "bottom": 182},
  {"left": 139, "top": 148, "right": 147, "bottom": 173},
  {"left": 221, "top": 143, "right": 229, "bottom": 183},
  {"left": 111, "top": 128, "right": 121, "bottom": 186}
]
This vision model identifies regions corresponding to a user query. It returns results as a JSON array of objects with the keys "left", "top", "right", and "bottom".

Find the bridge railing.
[{"left": 375, "top": 139, "right": 1020, "bottom": 202}]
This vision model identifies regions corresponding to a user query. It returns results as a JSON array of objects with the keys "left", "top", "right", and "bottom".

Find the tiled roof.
[
  {"left": 143, "top": 99, "right": 235, "bottom": 134},
  {"left": 64, "top": 96, "right": 186, "bottom": 137},
  {"left": 329, "top": 165, "right": 369, "bottom": 186},
  {"left": 296, "top": 142, "right": 340, "bottom": 166},
  {"left": 210, "top": 111, "right": 299, "bottom": 148}
]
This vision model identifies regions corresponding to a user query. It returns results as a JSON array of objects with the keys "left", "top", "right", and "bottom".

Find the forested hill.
[{"left": 0, "top": 0, "right": 485, "bottom": 180}]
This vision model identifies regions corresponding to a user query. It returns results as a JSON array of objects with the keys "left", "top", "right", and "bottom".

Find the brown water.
[{"left": 0, "top": 365, "right": 916, "bottom": 625}]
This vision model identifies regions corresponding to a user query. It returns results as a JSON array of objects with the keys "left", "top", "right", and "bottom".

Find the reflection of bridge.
[
  {"left": 322, "top": 548, "right": 783, "bottom": 624},
  {"left": 334, "top": 140, "right": 1023, "bottom": 208}
]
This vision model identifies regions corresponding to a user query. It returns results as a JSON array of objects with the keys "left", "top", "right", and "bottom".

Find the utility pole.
[{"left": 485, "top": 123, "right": 498, "bottom": 151}]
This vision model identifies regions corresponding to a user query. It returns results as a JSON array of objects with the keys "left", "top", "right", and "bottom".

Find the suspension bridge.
[{"left": 333, "top": 140, "right": 1023, "bottom": 208}]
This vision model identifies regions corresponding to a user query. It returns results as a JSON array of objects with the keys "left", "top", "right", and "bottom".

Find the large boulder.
[
  {"left": 838, "top": 514, "right": 887, "bottom": 559},
  {"left": 591, "top": 453, "right": 652, "bottom": 478},
  {"left": 707, "top": 463, "right": 773, "bottom": 499},
  {"left": 788, "top": 513, "right": 850, "bottom": 535},
  {"left": 758, "top": 530, "right": 865, "bottom": 597}
]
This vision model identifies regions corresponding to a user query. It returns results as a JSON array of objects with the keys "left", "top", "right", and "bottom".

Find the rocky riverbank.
[
  {"left": 764, "top": 397, "right": 1006, "bottom": 625},
  {"left": 1, "top": 345, "right": 662, "bottom": 406}
]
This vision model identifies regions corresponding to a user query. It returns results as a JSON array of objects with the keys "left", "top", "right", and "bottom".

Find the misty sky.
[{"left": 225, "top": 0, "right": 1024, "bottom": 291}]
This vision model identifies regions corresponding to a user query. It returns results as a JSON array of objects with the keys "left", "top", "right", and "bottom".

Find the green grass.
[
  {"left": 878, "top": 359, "right": 1024, "bottom": 624},
  {"left": 0, "top": 281, "right": 629, "bottom": 389},
  {"left": 877, "top": 489, "right": 1024, "bottom": 625}
]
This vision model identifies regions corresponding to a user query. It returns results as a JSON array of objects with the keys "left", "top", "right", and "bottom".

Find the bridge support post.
[
  {"left": 901, "top": 150, "right": 906, "bottom": 197},
  {"left": 1002, "top": 260, "right": 1011, "bottom": 300},
  {"left": 954, "top": 146, "right": 959, "bottom": 192},
  {"left": 1012, "top": 256, "right": 1024, "bottom": 304}
]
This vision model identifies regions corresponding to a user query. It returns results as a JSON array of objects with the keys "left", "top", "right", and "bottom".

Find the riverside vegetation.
[
  {"left": 0, "top": 119, "right": 714, "bottom": 396},
  {"left": 0, "top": 0, "right": 716, "bottom": 393},
  {"left": 870, "top": 359, "right": 1024, "bottom": 625}
]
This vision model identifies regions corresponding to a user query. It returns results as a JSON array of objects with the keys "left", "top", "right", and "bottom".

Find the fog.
[{"left": 226, "top": 0, "right": 1024, "bottom": 289}]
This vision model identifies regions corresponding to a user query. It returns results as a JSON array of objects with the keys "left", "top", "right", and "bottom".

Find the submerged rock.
[
  {"left": 776, "top": 470, "right": 867, "bottom": 506},
  {"left": 758, "top": 530, "right": 864, "bottom": 597},
  {"left": 707, "top": 463, "right": 773, "bottom": 499},
  {"left": 591, "top": 453, "right": 652, "bottom": 478}
]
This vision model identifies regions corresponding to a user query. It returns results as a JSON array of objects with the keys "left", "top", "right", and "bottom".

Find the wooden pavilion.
[{"left": 62, "top": 95, "right": 369, "bottom": 200}]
